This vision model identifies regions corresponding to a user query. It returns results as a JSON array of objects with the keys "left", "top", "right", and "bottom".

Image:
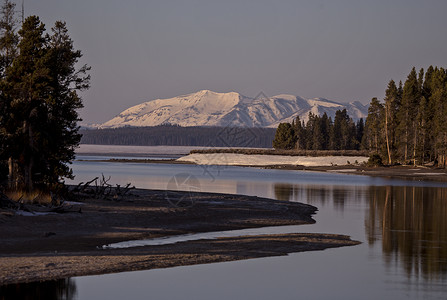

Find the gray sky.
[{"left": 26, "top": 0, "right": 447, "bottom": 123}]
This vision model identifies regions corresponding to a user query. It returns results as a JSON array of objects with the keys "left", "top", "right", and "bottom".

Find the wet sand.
[{"left": 0, "top": 189, "right": 359, "bottom": 285}]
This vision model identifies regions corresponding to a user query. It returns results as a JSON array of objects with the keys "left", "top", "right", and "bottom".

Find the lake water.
[{"left": 2, "top": 155, "right": 447, "bottom": 300}]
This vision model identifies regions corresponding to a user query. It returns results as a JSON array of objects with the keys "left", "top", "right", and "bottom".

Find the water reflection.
[
  {"left": 273, "top": 183, "right": 447, "bottom": 280},
  {"left": 365, "top": 186, "right": 447, "bottom": 280},
  {"left": 273, "top": 183, "right": 293, "bottom": 201},
  {"left": 273, "top": 183, "right": 350, "bottom": 206},
  {"left": 0, "top": 279, "right": 76, "bottom": 300}
]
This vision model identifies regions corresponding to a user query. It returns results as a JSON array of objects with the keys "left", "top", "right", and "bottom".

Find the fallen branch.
[{"left": 71, "top": 175, "right": 135, "bottom": 201}]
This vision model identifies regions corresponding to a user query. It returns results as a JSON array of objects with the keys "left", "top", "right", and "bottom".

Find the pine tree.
[
  {"left": 355, "top": 118, "right": 365, "bottom": 150},
  {"left": 43, "top": 21, "right": 90, "bottom": 188},
  {"left": 330, "top": 111, "right": 342, "bottom": 150},
  {"left": 331, "top": 109, "right": 355, "bottom": 150},
  {"left": 319, "top": 112, "right": 331, "bottom": 150},
  {"left": 1, "top": 15, "right": 90, "bottom": 194},
  {"left": 273, "top": 123, "right": 296, "bottom": 150},
  {"left": 421, "top": 66, "right": 437, "bottom": 163},
  {"left": 431, "top": 68, "right": 447, "bottom": 167},
  {"left": 293, "top": 116, "right": 305, "bottom": 150},
  {"left": 0, "top": 0, "right": 19, "bottom": 184},
  {"left": 0, "top": 0, "right": 17, "bottom": 76},
  {"left": 398, "top": 67, "right": 419, "bottom": 163},
  {"left": 4, "top": 16, "right": 49, "bottom": 192},
  {"left": 383, "top": 80, "right": 399, "bottom": 164},
  {"left": 365, "top": 98, "right": 384, "bottom": 153}
]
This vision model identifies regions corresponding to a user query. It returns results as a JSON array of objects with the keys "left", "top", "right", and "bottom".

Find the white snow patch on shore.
[{"left": 177, "top": 153, "right": 368, "bottom": 167}]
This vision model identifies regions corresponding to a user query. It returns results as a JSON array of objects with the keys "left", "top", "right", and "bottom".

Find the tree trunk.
[
  {"left": 413, "top": 122, "right": 417, "bottom": 166},
  {"left": 404, "top": 128, "right": 408, "bottom": 163},
  {"left": 8, "top": 157, "right": 16, "bottom": 190},
  {"left": 385, "top": 105, "right": 392, "bottom": 165},
  {"left": 23, "top": 120, "right": 34, "bottom": 192}
]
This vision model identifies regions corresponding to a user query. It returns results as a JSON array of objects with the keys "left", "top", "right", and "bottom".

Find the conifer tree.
[
  {"left": 431, "top": 68, "right": 447, "bottom": 167},
  {"left": 0, "top": 0, "right": 19, "bottom": 184},
  {"left": 365, "top": 98, "right": 384, "bottom": 153},
  {"left": 331, "top": 109, "right": 355, "bottom": 150},
  {"left": 5, "top": 16, "right": 49, "bottom": 192},
  {"left": 398, "top": 67, "right": 419, "bottom": 163},
  {"left": 355, "top": 118, "right": 365, "bottom": 150},
  {"left": 293, "top": 116, "right": 305, "bottom": 150},
  {"left": 273, "top": 123, "right": 296, "bottom": 150},
  {"left": 0, "top": 14, "right": 90, "bottom": 194},
  {"left": 319, "top": 112, "right": 331, "bottom": 150},
  {"left": 383, "top": 80, "right": 399, "bottom": 164},
  {"left": 421, "top": 66, "right": 436, "bottom": 162},
  {"left": 43, "top": 21, "right": 90, "bottom": 188},
  {"left": 0, "top": 0, "right": 17, "bottom": 76}
]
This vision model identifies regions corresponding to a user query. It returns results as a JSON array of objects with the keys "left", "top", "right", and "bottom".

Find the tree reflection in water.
[
  {"left": 365, "top": 186, "right": 447, "bottom": 279},
  {"left": 0, "top": 278, "right": 76, "bottom": 300},
  {"left": 273, "top": 182, "right": 447, "bottom": 279}
]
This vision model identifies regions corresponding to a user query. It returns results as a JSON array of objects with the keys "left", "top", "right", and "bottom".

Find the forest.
[
  {"left": 80, "top": 125, "right": 276, "bottom": 148},
  {"left": 273, "top": 66, "right": 447, "bottom": 168},
  {"left": 272, "top": 109, "right": 364, "bottom": 151},
  {"left": 364, "top": 66, "right": 447, "bottom": 167}
]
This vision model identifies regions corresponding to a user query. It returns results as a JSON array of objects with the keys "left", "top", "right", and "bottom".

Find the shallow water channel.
[{"left": 3, "top": 155, "right": 447, "bottom": 300}]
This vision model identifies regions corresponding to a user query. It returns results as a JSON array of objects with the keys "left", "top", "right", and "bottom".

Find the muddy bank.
[{"left": 0, "top": 189, "right": 359, "bottom": 285}]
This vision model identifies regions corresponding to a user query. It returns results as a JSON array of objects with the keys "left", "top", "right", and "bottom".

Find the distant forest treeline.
[
  {"left": 272, "top": 66, "right": 447, "bottom": 168},
  {"left": 272, "top": 109, "right": 365, "bottom": 151},
  {"left": 80, "top": 125, "right": 276, "bottom": 148}
]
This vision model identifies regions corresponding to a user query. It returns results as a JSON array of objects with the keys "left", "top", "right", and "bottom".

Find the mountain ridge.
[{"left": 98, "top": 90, "right": 368, "bottom": 128}]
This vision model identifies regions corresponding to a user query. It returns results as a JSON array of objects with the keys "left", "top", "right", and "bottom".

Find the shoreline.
[
  {"left": 0, "top": 189, "right": 360, "bottom": 285},
  {"left": 77, "top": 157, "right": 447, "bottom": 183}
]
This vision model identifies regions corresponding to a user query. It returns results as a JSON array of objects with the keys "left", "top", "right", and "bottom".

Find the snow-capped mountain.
[{"left": 99, "top": 90, "right": 368, "bottom": 128}]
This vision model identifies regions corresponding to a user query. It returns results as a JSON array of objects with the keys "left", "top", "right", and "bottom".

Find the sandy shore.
[
  {"left": 83, "top": 156, "right": 447, "bottom": 183},
  {"left": 0, "top": 189, "right": 360, "bottom": 285}
]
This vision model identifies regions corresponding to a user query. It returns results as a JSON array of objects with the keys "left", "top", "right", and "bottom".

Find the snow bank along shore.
[{"left": 177, "top": 153, "right": 369, "bottom": 167}]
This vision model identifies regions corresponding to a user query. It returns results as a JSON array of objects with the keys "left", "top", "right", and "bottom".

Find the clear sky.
[{"left": 26, "top": 0, "right": 447, "bottom": 124}]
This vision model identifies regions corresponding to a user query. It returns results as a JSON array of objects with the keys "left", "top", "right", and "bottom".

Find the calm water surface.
[{"left": 2, "top": 157, "right": 447, "bottom": 299}]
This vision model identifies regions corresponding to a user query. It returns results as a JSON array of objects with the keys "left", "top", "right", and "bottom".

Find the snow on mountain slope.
[{"left": 100, "top": 90, "right": 368, "bottom": 128}]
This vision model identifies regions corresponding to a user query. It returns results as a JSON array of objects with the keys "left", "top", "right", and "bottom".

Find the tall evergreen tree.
[
  {"left": 5, "top": 16, "right": 49, "bottom": 192},
  {"left": 431, "top": 68, "right": 447, "bottom": 167},
  {"left": 398, "top": 67, "right": 419, "bottom": 163},
  {"left": 421, "top": 66, "right": 437, "bottom": 162},
  {"left": 383, "top": 80, "right": 399, "bottom": 164},
  {"left": 0, "top": 0, "right": 19, "bottom": 183},
  {"left": 365, "top": 98, "right": 384, "bottom": 153},
  {"left": 293, "top": 116, "right": 305, "bottom": 150},
  {"left": 1, "top": 15, "right": 90, "bottom": 194},
  {"left": 43, "top": 21, "right": 90, "bottom": 188},
  {"left": 0, "top": 0, "right": 17, "bottom": 76},
  {"left": 319, "top": 112, "right": 331, "bottom": 150},
  {"left": 273, "top": 123, "right": 296, "bottom": 150},
  {"left": 331, "top": 109, "right": 356, "bottom": 150},
  {"left": 355, "top": 118, "right": 365, "bottom": 150}
]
